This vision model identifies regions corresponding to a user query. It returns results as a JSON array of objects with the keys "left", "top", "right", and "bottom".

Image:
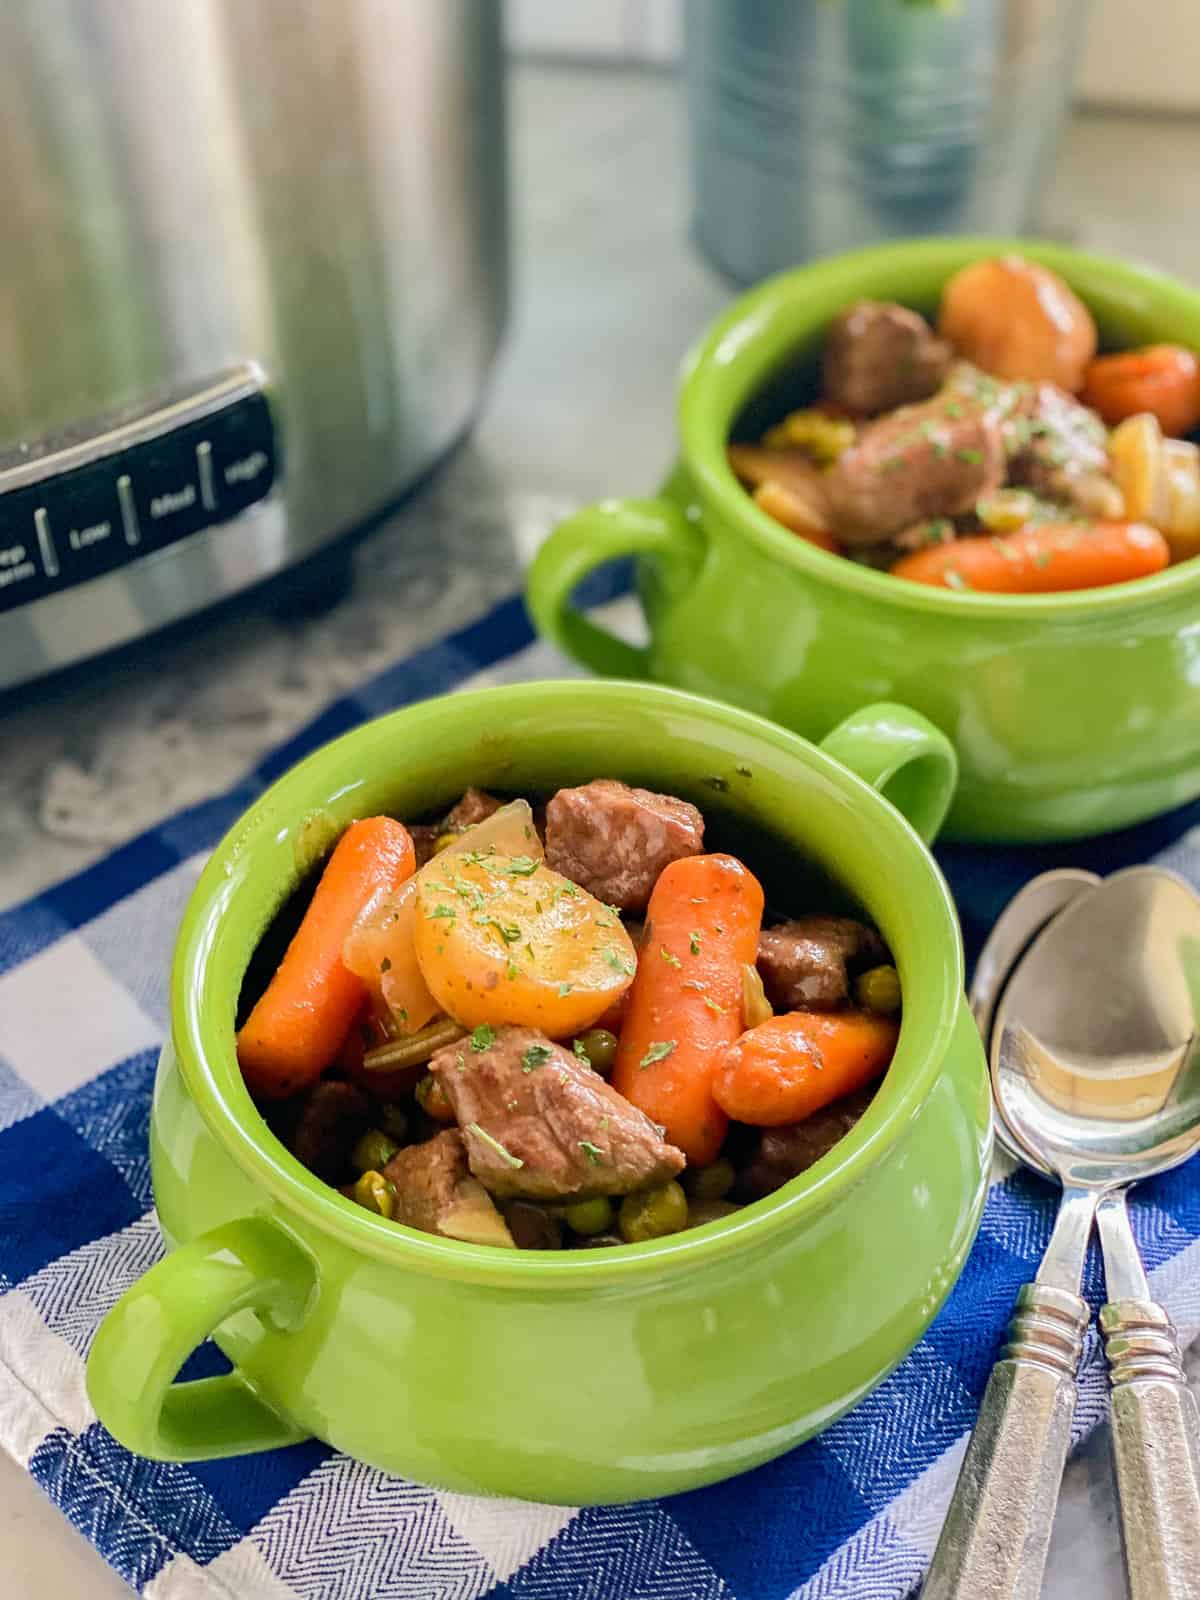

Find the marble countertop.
[{"left": 3, "top": 61, "right": 1199, "bottom": 1600}]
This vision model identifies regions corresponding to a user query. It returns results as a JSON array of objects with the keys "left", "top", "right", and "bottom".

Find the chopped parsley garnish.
[
  {"left": 379, "top": 956, "right": 392, "bottom": 973},
  {"left": 944, "top": 402, "right": 964, "bottom": 419},
  {"left": 603, "top": 949, "right": 636, "bottom": 977},
  {"left": 473, "top": 914, "right": 522, "bottom": 943},
  {"left": 956, "top": 447, "right": 983, "bottom": 465},
  {"left": 471, "top": 1023, "right": 495, "bottom": 1052},
  {"left": 558, "top": 981, "right": 573, "bottom": 997},
  {"left": 523, "top": 1043, "right": 553, "bottom": 1072},
  {"left": 579, "top": 1141, "right": 605, "bottom": 1166},
  {"left": 703, "top": 996, "right": 727, "bottom": 1015},
  {"left": 506, "top": 855, "right": 539, "bottom": 877},
  {"left": 689, "top": 931, "right": 702, "bottom": 955},
  {"left": 1034, "top": 548, "right": 1054, "bottom": 569},
  {"left": 944, "top": 568, "right": 970, "bottom": 591},
  {"left": 660, "top": 946, "right": 682, "bottom": 968},
  {"left": 506, "top": 960, "right": 519, "bottom": 980},
  {"left": 639, "top": 1040, "right": 677, "bottom": 1069},
  {"left": 428, "top": 904, "right": 457, "bottom": 921},
  {"left": 468, "top": 1123, "right": 524, "bottom": 1168},
  {"left": 572, "top": 1039, "right": 590, "bottom": 1061}
]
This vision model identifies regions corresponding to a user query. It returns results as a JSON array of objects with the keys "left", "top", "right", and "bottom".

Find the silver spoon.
[
  {"left": 969, "top": 867, "right": 1101, "bottom": 1049},
  {"left": 991, "top": 866, "right": 1200, "bottom": 1600},
  {"left": 928, "top": 866, "right": 1200, "bottom": 1599},
  {"left": 925, "top": 870, "right": 1108, "bottom": 1597}
]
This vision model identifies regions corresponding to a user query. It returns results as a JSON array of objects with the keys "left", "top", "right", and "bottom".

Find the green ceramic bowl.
[
  {"left": 527, "top": 238, "right": 1200, "bottom": 843},
  {"left": 86, "top": 680, "right": 990, "bottom": 1503}
]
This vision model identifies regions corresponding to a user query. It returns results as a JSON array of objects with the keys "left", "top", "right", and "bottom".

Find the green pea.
[
  {"left": 352, "top": 1170, "right": 396, "bottom": 1219},
  {"left": 379, "top": 1105, "right": 410, "bottom": 1143},
  {"left": 683, "top": 1157, "right": 736, "bottom": 1203},
  {"left": 856, "top": 964, "right": 902, "bottom": 1016},
  {"left": 350, "top": 1129, "right": 399, "bottom": 1174},
  {"left": 563, "top": 1196, "right": 615, "bottom": 1236},
  {"left": 618, "top": 1181, "right": 688, "bottom": 1244},
  {"left": 574, "top": 1027, "right": 618, "bottom": 1076}
]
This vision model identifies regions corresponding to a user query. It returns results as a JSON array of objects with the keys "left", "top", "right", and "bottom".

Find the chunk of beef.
[
  {"left": 443, "top": 787, "right": 503, "bottom": 832},
  {"left": 409, "top": 789, "right": 504, "bottom": 868},
  {"left": 290, "top": 1080, "right": 370, "bottom": 1180},
  {"left": 822, "top": 301, "right": 952, "bottom": 417},
  {"left": 756, "top": 916, "right": 887, "bottom": 1011},
  {"left": 1005, "top": 382, "right": 1120, "bottom": 516},
  {"left": 503, "top": 1200, "right": 563, "bottom": 1250},
  {"left": 544, "top": 779, "right": 704, "bottom": 912},
  {"left": 429, "top": 1024, "right": 685, "bottom": 1200},
  {"left": 824, "top": 394, "right": 1005, "bottom": 543},
  {"left": 736, "top": 1086, "right": 877, "bottom": 1200},
  {"left": 383, "top": 1129, "right": 514, "bottom": 1246},
  {"left": 408, "top": 824, "right": 441, "bottom": 869}
]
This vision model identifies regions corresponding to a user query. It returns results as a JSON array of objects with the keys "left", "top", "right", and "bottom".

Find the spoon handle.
[
  {"left": 924, "top": 1281, "right": 1089, "bottom": 1600},
  {"left": 1099, "top": 1195, "right": 1200, "bottom": 1600}
]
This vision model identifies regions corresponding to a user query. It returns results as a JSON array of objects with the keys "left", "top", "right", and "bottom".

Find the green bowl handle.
[
  {"left": 526, "top": 496, "right": 703, "bottom": 678},
  {"left": 819, "top": 701, "right": 958, "bottom": 844},
  {"left": 86, "top": 1217, "right": 314, "bottom": 1461}
]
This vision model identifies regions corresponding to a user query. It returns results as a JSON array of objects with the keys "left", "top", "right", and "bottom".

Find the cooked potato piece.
[
  {"left": 343, "top": 800, "right": 543, "bottom": 1034},
  {"left": 414, "top": 853, "right": 636, "bottom": 1034},
  {"left": 938, "top": 256, "right": 1097, "bottom": 391}
]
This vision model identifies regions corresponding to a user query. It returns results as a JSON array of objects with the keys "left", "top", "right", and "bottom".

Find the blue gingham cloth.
[{"left": 3, "top": 585, "right": 1200, "bottom": 1600}]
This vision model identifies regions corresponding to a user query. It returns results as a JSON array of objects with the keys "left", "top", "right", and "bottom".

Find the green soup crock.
[
  {"left": 526, "top": 238, "right": 1200, "bottom": 844},
  {"left": 86, "top": 680, "right": 990, "bottom": 1504}
]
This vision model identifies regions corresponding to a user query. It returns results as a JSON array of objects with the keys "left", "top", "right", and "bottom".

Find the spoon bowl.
[
  {"left": 992, "top": 866, "right": 1200, "bottom": 1192},
  {"left": 987, "top": 865, "right": 1200, "bottom": 1600}
]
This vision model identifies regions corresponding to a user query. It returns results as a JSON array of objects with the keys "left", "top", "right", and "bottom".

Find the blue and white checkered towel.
[{"left": 3, "top": 586, "right": 1200, "bottom": 1600}]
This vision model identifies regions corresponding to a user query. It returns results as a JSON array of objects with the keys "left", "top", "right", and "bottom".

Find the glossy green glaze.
[
  {"left": 86, "top": 681, "right": 989, "bottom": 1502},
  {"left": 527, "top": 238, "right": 1200, "bottom": 842}
]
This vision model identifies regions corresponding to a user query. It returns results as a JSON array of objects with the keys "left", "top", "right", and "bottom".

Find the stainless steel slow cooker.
[{"left": 0, "top": 0, "right": 508, "bottom": 691}]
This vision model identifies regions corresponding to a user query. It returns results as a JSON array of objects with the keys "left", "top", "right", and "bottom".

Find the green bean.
[
  {"left": 361, "top": 1017, "right": 467, "bottom": 1073},
  {"left": 618, "top": 1182, "right": 688, "bottom": 1244}
]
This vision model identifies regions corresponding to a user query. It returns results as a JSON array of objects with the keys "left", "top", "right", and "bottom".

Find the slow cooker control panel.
[{"left": 0, "top": 365, "right": 276, "bottom": 615}]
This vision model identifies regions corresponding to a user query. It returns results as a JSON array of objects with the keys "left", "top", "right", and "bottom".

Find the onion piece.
[{"left": 742, "top": 963, "right": 773, "bottom": 1030}]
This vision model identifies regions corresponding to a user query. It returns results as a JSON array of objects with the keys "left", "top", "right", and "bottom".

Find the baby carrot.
[
  {"left": 890, "top": 521, "right": 1169, "bottom": 594},
  {"left": 1080, "top": 345, "right": 1200, "bottom": 437},
  {"left": 713, "top": 1010, "right": 899, "bottom": 1127},
  {"left": 612, "top": 853, "right": 764, "bottom": 1165},
  {"left": 238, "top": 817, "right": 416, "bottom": 1100}
]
